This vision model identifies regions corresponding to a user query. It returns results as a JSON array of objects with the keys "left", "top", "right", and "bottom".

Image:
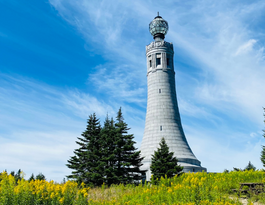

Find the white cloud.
[
  {"left": 88, "top": 64, "right": 146, "bottom": 104},
  {"left": 167, "top": 2, "right": 265, "bottom": 125},
  {"left": 186, "top": 126, "right": 265, "bottom": 171},
  {"left": 0, "top": 73, "right": 146, "bottom": 180},
  {"left": 235, "top": 39, "right": 257, "bottom": 56},
  {"left": 0, "top": 130, "right": 77, "bottom": 182},
  {"left": 62, "top": 90, "right": 115, "bottom": 119}
]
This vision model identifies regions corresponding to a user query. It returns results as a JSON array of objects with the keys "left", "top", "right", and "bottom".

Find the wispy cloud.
[
  {"left": 0, "top": 73, "right": 145, "bottom": 180},
  {"left": 88, "top": 64, "right": 146, "bottom": 104},
  {"left": 62, "top": 90, "right": 115, "bottom": 119},
  {"left": 235, "top": 39, "right": 257, "bottom": 56},
  {"left": 186, "top": 125, "right": 265, "bottom": 171},
  {"left": 166, "top": 1, "right": 265, "bottom": 124}
]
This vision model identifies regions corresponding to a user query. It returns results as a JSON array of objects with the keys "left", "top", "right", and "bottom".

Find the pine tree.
[
  {"left": 150, "top": 138, "right": 183, "bottom": 181},
  {"left": 113, "top": 108, "right": 145, "bottom": 184},
  {"left": 261, "top": 108, "right": 265, "bottom": 168},
  {"left": 66, "top": 113, "right": 104, "bottom": 186}
]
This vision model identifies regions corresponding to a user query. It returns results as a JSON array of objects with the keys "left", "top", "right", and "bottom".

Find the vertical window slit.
[
  {"left": 160, "top": 126, "right": 162, "bottom": 131},
  {"left": 156, "top": 58, "right": 161, "bottom": 66},
  {"left": 159, "top": 89, "right": 161, "bottom": 93}
]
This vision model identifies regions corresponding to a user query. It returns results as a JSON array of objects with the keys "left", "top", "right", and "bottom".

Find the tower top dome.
[{"left": 149, "top": 12, "right": 168, "bottom": 40}]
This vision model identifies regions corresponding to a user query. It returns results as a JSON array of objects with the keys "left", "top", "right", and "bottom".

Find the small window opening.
[
  {"left": 149, "top": 60, "right": 152, "bottom": 67},
  {"left": 193, "top": 169, "right": 195, "bottom": 172},
  {"left": 159, "top": 89, "right": 161, "bottom": 93},
  {"left": 156, "top": 58, "right": 161, "bottom": 66},
  {"left": 167, "top": 58, "right": 169, "bottom": 67},
  {"left": 160, "top": 126, "right": 162, "bottom": 131}
]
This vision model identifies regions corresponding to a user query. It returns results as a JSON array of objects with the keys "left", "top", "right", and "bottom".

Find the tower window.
[
  {"left": 159, "top": 89, "right": 161, "bottom": 93},
  {"left": 156, "top": 53, "right": 161, "bottom": 67},
  {"left": 156, "top": 58, "right": 161, "bottom": 66},
  {"left": 167, "top": 58, "right": 169, "bottom": 67},
  {"left": 160, "top": 126, "right": 162, "bottom": 131},
  {"left": 149, "top": 60, "right": 152, "bottom": 67}
]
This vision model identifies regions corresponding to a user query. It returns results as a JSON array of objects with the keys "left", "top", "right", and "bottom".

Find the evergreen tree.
[
  {"left": 66, "top": 113, "right": 104, "bottom": 186},
  {"left": 100, "top": 115, "right": 118, "bottom": 186},
  {"left": 15, "top": 169, "right": 22, "bottom": 182},
  {"left": 233, "top": 167, "right": 242, "bottom": 172},
  {"left": 66, "top": 109, "right": 145, "bottom": 186},
  {"left": 150, "top": 138, "right": 183, "bottom": 181},
  {"left": 10, "top": 171, "right": 15, "bottom": 177},
  {"left": 36, "top": 173, "right": 46, "bottom": 180},
  {"left": 261, "top": 108, "right": 265, "bottom": 168},
  {"left": 28, "top": 173, "right": 35, "bottom": 181},
  {"left": 244, "top": 161, "right": 256, "bottom": 171},
  {"left": 261, "top": 147, "right": 265, "bottom": 168},
  {"left": 113, "top": 108, "right": 145, "bottom": 184}
]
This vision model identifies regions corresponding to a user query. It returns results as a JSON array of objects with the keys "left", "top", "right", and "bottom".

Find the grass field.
[{"left": 1, "top": 170, "right": 265, "bottom": 205}]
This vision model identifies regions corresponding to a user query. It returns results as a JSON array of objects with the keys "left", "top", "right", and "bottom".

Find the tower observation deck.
[{"left": 140, "top": 14, "right": 206, "bottom": 180}]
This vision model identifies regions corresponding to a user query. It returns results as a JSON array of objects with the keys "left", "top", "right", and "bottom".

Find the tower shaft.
[{"left": 141, "top": 40, "right": 206, "bottom": 180}]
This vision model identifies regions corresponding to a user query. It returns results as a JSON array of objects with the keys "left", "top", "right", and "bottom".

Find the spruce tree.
[
  {"left": 150, "top": 137, "right": 183, "bottom": 181},
  {"left": 28, "top": 173, "right": 35, "bottom": 181},
  {"left": 36, "top": 173, "right": 45, "bottom": 181},
  {"left": 66, "top": 113, "right": 104, "bottom": 186},
  {"left": 100, "top": 116, "right": 118, "bottom": 186},
  {"left": 244, "top": 161, "right": 256, "bottom": 171},
  {"left": 261, "top": 108, "right": 265, "bottom": 168},
  {"left": 14, "top": 169, "right": 22, "bottom": 182},
  {"left": 113, "top": 108, "right": 145, "bottom": 184}
]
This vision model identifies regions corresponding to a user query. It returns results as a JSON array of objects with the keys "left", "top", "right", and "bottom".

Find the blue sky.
[{"left": 0, "top": 0, "right": 265, "bottom": 182}]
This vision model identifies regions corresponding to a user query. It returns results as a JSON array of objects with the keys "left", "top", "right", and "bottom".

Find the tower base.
[{"left": 141, "top": 160, "right": 207, "bottom": 181}]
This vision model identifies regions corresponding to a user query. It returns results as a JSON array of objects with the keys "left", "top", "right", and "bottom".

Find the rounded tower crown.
[{"left": 149, "top": 12, "right": 168, "bottom": 40}]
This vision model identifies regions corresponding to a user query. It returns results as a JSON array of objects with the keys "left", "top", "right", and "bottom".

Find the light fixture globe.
[{"left": 149, "top": 14, "right": 168, "bottom": 40}]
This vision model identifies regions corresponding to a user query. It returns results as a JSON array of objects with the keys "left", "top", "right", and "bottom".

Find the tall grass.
[{"left": 1, "top": 170, "right": 265, "bottom": 204}]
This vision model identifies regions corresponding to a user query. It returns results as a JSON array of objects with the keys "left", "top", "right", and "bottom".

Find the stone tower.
[{"left": 140, "top": 14, "right": 206, "bottom": 180}]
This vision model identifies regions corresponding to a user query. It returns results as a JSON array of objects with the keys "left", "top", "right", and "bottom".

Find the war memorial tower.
[{"left": 140, "top": 14, "right": 206, "bottom": 180}]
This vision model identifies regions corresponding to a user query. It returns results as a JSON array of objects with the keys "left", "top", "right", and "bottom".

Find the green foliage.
[
  {"left": 112, "top": 108, "right": 145, "bottom": 184},
  {"left": 66, "top": 113, "right": 103, "bottom": 186},
  {"left": 1, "top": 170, "right": 23, "bottom": 183},
  {"left": 223, "top": 169, "right": 229, "bottom": 173},
  {"left": 14, "top": 169, "right": 22, "bottom": 182},
  {"left": 233, "top": 161, "right": 256, "bottom": 172},
  {"left": 261, "top": 107, "right": 265, "bottom": 168},
  {"left": 233, "top": 167, "right": 242, "bottom": 172},
  {"left": 244, "top": 161, "right": 256, "bottom": 171},
  {"left": 28, "top": 173, "right": 35, "bottom": 181},
  {"left": 261, "top": 146, "right": 265, "bottom": 168},
  {"left": 67, "top": 108, "right": 145, "bottom": 186},
  {"left": 100, "top": 116, "right": 117, "bottom": 186},
  {"left": 2, "top": 170, "right": 265, "bottom": 204},
  {"left": 36, "top": 173, "right": 46, "bottom": 180},
  {"left": 150, "top": 137, "right": 183, "bottom": 182},
  {"left": 0, "top": 172, "right": 89, "bottom": 205}
]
